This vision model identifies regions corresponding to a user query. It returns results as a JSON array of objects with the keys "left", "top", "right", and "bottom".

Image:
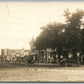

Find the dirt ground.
[{"left": 0, "top": 63, "right": 84, "bottom": 82}]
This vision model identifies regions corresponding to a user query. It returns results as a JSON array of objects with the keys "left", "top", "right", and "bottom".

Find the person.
[
  {"left": 53, "top": 52, "right": 56, "bottom": 63},
  {"left": 62, "top": 48, "right": 69, "bottom": 66},
  {"left": 57, "top": 47, "right": 63, "bottom": 64},
  {"left": 72, "top": 48, "right": 79, "bottom": 66}
]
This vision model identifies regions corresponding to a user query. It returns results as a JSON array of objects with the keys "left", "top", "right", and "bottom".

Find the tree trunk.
[{"left": 58, "top": 54, "right": 61, "bottom": 64}]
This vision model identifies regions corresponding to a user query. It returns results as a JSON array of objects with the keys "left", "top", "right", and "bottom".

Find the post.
[
  {"left": 4, "top": 56, "right": 6, "bottom": 63},
  {"left": 77, "top": 53, "right": 80, "bottom": 67},
  {"left": 38, "top": 50, "right": 41, "bottom": 63},
  {"left": 46, "top": 51, "right": 48, "bottom": 63}
]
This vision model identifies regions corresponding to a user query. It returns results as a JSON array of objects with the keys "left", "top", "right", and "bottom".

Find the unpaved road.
[{"left": 0, "top": 63, "right": 84, "bottom": 82}]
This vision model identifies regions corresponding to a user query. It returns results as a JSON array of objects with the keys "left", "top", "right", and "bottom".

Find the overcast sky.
[{"left": 0, "top": 2, "right": 84, "bottom": 50}]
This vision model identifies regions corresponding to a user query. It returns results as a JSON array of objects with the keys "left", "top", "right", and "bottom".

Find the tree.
[
  {"left": 64, "top": 9, "right": 84, "bottom": 66},
  {"left": 34, "top": 9, "right": 84, "bottom": 66},
  {"left": 35, "top": 22, "right": 66, "bottom": 50}
]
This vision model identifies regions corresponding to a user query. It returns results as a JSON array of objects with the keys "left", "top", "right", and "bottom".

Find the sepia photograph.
[{"left": 0, "top": 1, "right": 84, "bottom": 82}]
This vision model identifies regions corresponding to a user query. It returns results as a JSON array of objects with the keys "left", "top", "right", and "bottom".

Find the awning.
[{"left": 29, "top": 52, "right": 38, "bottom": 55}]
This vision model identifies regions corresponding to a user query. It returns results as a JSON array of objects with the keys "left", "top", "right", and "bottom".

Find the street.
[{"left": 0, "top": 63, "right": 84, "bottom": 82}]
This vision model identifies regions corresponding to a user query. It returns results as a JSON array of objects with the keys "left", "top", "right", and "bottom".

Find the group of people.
[{"left": 55, "top": 47, "right": 84, "bottom": 66}]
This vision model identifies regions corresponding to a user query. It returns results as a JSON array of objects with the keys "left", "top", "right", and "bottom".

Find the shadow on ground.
[
  {"left": 0, "top": 63, "right": 80, "bottom": 69},
  {"left": 0, "top": 63, "right": 64, "bottom": 69}
]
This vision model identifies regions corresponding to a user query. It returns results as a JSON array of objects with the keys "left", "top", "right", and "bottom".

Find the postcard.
[{"left": 0, "top": 1, "right": 84, "bottom": 82}]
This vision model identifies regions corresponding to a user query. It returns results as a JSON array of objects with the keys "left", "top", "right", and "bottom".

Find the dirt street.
[{"left": 0, "top": 63, "right": 84, "bottom": 82}]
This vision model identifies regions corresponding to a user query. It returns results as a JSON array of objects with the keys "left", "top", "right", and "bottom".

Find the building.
[
  {"left": 1, "top": 49, "right": 29, "bottom": 63},
  {"left": 29, "top": 37, "right": 57, "bottom": 63}
]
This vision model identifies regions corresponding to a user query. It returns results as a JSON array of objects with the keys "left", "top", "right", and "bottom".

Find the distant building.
[{"left": 1, "top": 49, "right": 29, "bottom": 62}]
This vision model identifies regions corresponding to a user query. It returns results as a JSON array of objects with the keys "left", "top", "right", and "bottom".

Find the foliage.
[
  {"left": 35, "top": 22, "right": 66, "bottom": 50},
  {"left": 64, "top": 9, "right": 84, "bottom": 50},
  {"left": 34, "top": 9, "right": 84, "bottom": 53}
]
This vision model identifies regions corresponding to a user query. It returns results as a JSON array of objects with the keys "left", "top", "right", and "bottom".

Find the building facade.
[{"left": 1, "top": 49, "right": 29, "bottom": 63}]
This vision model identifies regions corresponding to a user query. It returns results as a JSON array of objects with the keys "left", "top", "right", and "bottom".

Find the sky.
[{"left": 0, "top": 2, "right": 84, "bottom": 51}]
